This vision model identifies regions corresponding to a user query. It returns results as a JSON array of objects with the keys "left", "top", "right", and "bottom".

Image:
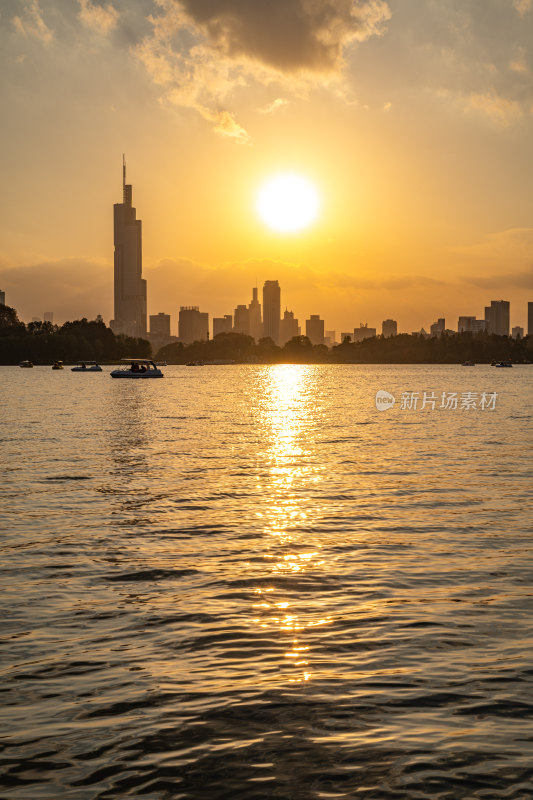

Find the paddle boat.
[
  {"left": 494, "top": 361, "right": 513, "bottom": 368},
  {"left": 71, "top": 361, "right": 103, "bottom": 372},
  {"left": 110, "top": 359, "right": 164, "bottom": 379},
  {"left": 52, "top": 361, "right": 64, "bottom": 370},
  {"left": 18, "top": 360, "right": 33, "bottom": 368}
]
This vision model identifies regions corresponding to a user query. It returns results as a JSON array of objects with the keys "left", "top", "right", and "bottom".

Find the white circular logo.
[{"left": 375, "top": 390, "right": 396, "bottom": 411}]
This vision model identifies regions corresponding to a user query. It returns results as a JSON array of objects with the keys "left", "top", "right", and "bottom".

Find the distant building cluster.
[{"left": 9, "top": 162, "right": 529, "bottom": 349}]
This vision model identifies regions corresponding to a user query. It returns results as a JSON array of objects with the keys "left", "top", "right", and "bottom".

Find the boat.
[
  {"left": 110, "top": 359, "right": 164, "bottom": 379},
  {"left": 494, "top": 361, "right": 513, "bottom": 368},
  {"left": 52, "top": 361, "right": 64, "bottom": 370},
  {"left": 461, "top": 360, "right": 475, "bottom": 366},
  {"left": 71, "top": 361, "right": 103, "bottom": 372},
  {"left": 18, "top": 360, "right": 33, "bottom": 368}
]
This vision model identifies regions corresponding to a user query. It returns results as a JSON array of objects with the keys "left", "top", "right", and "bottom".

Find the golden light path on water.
[{"left": 252, "top": 365, "right": 333, "bottom": 683}]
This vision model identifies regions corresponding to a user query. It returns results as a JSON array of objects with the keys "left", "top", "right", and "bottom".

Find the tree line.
[
  {"left": 155, "top": 330, "right": 533, "bottom": 364},
  {"left": 0, "top": 305, "right": 150, "bottom": 364},
  {"left": 2, "top": 302, "right": 531, "bottom": 365}
]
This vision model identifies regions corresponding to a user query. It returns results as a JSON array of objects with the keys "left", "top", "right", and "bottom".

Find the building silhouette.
[
  {"left": 382, "top": 319, "right": 397, "bottom": 337},
  {"left": 458, "top": 316, "right": 486, "bottom": 333},
  {"left": 179, "top": 306, "right": 209, "bottom": 343},
  {"left": 262, "top": 280, "right": 281, "bottom": 344},
  {"left": 111, "top": 157, "right": 147, "bottom": 338},
  {"left": 150, "top": 312, "right": 171, "bottom": 339},
  {"left": 512, "top": 326, "right": 524, "bottom": 339},
  {"left": 353, "top": 323, "right": 376, "bottom": 342},
  {"left": 306, "top": 314, "right": 325, "bottom": 345},
  {"left": 0, "top": 290, "right": 5, "bottom": 306},
  {"left": 280, "top": 309, "right": 299, "bottom": 344},
  {"left": 233, "top": 304, "right": 250, "bottom": 335},
  {"left": 484, "top": 300, "right": 510, "bottom": 336},
  {"left": 248, "top": 287, "right": 262, "bottom": 341},
  {"left": 325, "top": 330, "right": 336, "bottom": 346},
  {"left": 528, "top": 302, "right": 533, "bottom": 337},
  {"left": 213, "top": 315, "right": 233, "bottom": 337},
  {"left": 43, "top": 312, "right": 54, "bottom": 324},
  {"left": 429, "top": 318, "right": 445, "bottom": 337}
]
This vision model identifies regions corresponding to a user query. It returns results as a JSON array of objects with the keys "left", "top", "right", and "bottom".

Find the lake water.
[{"left": 1, "top": 363, "right": 533, "bottom": 799}]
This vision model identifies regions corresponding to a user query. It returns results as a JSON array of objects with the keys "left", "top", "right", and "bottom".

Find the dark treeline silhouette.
[
  {"left": 331, "top": 331, "right": 533, "bottom": 364},
  {"left": 0, "top": 305, "right": 150, "bottom": 364},
  {"left": 156, "top": 330, "right": 533, "bottom": 364},
  {"left": 156, "top": 333, "right": 329, "bottom": 364}
]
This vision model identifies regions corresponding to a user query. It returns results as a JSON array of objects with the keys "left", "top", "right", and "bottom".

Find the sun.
[{"left": 256, "top": 173, "right": 320, "bottom": 233}]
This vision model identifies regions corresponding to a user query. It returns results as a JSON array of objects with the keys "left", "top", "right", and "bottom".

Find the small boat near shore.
[
  {"left": 461, "top": 360, "right": 476, "bottom": 366},
  {"left": 71, "top": 361, "right": 103, "bottom": 372},
  {"left": 494, "top": 361, "right": 513, "bottom": 368},
  {"left": 110, "top": 358, "right": 164, "bottom": 379},
  {"left": 52, "top": 361, "right": 64, "bottom": 370},
  {"left": 18, "top": 360, "right": 33, "bottom": 368}
]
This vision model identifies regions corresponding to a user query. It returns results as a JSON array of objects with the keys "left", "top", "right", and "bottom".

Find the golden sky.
[{"left": 1, "top": 0, "right": 532, "bottom": 332}]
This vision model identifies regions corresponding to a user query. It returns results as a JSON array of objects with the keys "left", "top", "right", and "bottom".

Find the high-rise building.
[
  {"left": 150, "top": 312, "right": 171, "bottom": 340},
  {"left": 485, "top": 300, "right": 510, "bottom": 336},
  {"left": 382, "top": 319, "right": 397, "bottom": 337},
  {"left": 233, "top": 304, "right": 250, "bottom": 335},
  {"left": 280, "top": 309, "right": 299, "bottom": 344},
  {"left": 353, "top": 323, "right": 376, "bottom": 342},
  {"left": 262, "top": 280, "right": 280, "bottom": 344},
  {"left": 111, "top": 157, "right": 147, "bottom": 338},
  {"left": 149, "top": 312, "right": 171, "bottom": 351},
  {"left": 306, "top": 314, "right": 325, "bottom": 345},
  {"left": 179, "top": 306, "right": 209, "bottom": 343},
  {"left": 528, "top": 302, "right": 533, "bottom": 337},
  {"left": 325, "top": 330, "right": 336, "bottom": 346},
  {"left": 458, "top": 316, "right": 485, "bottom": 333},
  {"left": 96, "top": 314, "right": 104, "bottom": 325},
  {"left": 512, "top": 326, "right": 524, "bottom": 339},
  {"left": 213, "top": 315, "right": 233, "bottom": 337},
  {"left": 430, "top": 318, "right": 445, "bottom": 337},
  {"left": 213, "top": 314, "right": 233, "bottom": 338},
  {"left": 43, "top": 312, "right": 54, "bottom": 324},
  {"left": 248, "top": 287, "right": 262, "bottom": 341},
  {"left": 0, "top": 290, "right": 5, "bottom": 306}
]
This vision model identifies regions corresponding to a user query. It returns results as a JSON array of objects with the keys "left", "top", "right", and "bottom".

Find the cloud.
[
  {"left": 176, "top": 0, "right": 391, "bottom": 73},
  {"left": 13, "top": 0, "right": 53, "bottom": 45},
  {"left": 466, "top": 91, "right": 523, "bottom": 125},
  {"left": 78, "top": 0, "right": 119, "bottom": 35},
  {"left": 257, "top": 97, "right": 289, "bottom": 115},
  {"left": 134, "top": 0, "right": 391, "bottom": 141},
  {"left": 514, "top": 0, "right": 532, "bottom": 17}
]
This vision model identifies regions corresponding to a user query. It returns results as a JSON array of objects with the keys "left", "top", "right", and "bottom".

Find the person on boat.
[
  {"left": 81, "top": 363, "right": 86, "bottom": 369},
  {"left": 131, "top": 362, "right": 139, "bottom": 372}
]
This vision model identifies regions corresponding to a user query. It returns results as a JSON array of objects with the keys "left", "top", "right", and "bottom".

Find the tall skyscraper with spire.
[
  {"left": 248, "top": 286, "right": 262, "bottom": 341},
  {"left": 110, "top": 157, "right": 147, "bottom": 338},
  {"left": 262, "top": 280, "right": 280, "bottom": 345}
]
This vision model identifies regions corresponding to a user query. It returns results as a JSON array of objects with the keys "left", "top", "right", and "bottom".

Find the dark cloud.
[{"left": 177, "top": 0, "right": 390, "bottom": 73}]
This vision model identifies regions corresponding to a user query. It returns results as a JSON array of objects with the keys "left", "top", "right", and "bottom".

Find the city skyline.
[{"left": 1, "top": 2, "right": 533, "bottom": 331}]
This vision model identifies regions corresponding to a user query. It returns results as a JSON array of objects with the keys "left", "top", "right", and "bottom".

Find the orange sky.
[{"left": 1, "top": 0, "right": 532, "bottom": 333}]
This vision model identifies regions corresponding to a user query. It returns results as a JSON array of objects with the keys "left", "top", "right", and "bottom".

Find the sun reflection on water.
[{"left": 252, "top": 365, "right": 333, "bottom": 683}]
